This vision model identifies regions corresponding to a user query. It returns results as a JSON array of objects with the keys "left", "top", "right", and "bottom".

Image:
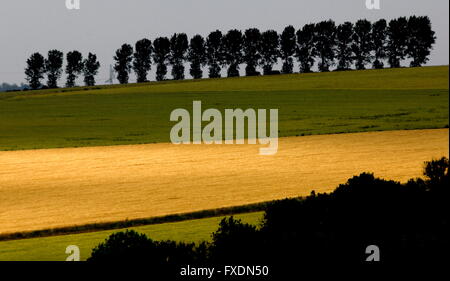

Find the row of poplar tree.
[
  {"left": 114, "top": 15, "right": 435, "bottom": 84},
  {"left": 25, "top": 15, "right": 435, "bottom": 89},
  {"left": 24, "top": 51, "right": 100, "bottom": 89}
]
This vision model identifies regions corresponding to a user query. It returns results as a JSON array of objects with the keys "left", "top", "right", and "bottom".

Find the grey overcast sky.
[{"left": 0, "top": 0, "right": 448, "bottom": 85}]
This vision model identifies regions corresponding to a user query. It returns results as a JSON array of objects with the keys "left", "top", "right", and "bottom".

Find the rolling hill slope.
[{"left": 0, "top": 66, "right": 448, "bottom": 151}]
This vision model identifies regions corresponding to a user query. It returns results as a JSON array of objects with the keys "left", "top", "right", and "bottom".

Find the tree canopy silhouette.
[
  {"left": 386, "top": 17, "right": 409, "bottom": 68},
  {"left": 314, "top": 20, "right": 337, "bottom": 72},
  {"left": 296, "top": 23, "right": 316, "bottom": 73},
  {"left": 262, "top": 157, "right": 450, "bottom": 264},
  {"left": 223, "top": 29, "right": 244, "bottom": 77},
  {"left": 336, "top": 22, "right": 354, "bottom": 70},
  {"left": 187, "top": 35, "right": 207, "bottom": 79},
  {"left": 260, "top": 30, "right": 280, "bottom": 75},
  {"left": 45, "top": 50, "right": 64, "bottom": 88},
  {"left": 152, "top": 37, "right": 171, "bottom": 81},
  {"left": 89, "top": 230, "right": 154, "bottom": 262},
  {"left": 83, "top": 53, "right": 100, "bottom": 87},
  {"left": 371, "top": 19, "right": 388, "bottom": 69},
  {"left": 114, "top": 44, "right": 134, "bottom": 84},
  {"left": 25, "top": 52, "right": 46, "bottom": 90},
  {"left": 407, "top": 16, "right": 436, "bottom": 67},
  {"left": 422, "top": 157, "right": 449, "bottom": 192},
  {"left": 133, "top": 38, "right": 153, "bottom": 83},
  {"left": 280, "top": 25, "right": 296, "bottom": 74},
  {"left": 352, "top": 19, "right": 373, "bottom": 70},
  {"left": 209, "top": 217, "right": 263, "bottom": 264},
  {"left": 169, "top": 33, "right": 189, "bottom": 80},
  {"left": 243, "top": 28, "right": 262, "bottom": 76},
  {"left": 66, "top": 51, "right": 84, "bottom": 87},
  {"left": 88, "top": 229, "right": 208, "bottom": 273},
  {"left": 205, "top": 30, "right": 224, "bottom": 78}
]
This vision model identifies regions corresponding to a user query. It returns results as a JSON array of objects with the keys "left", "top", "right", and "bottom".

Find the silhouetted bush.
[
  {"left": 209, "top": 217, "right": 264, "bottom": 264},
  {"left": 88, "top": 229, "right": 207, "bottom": 272},
  {"left": 88, "top": 230, "right": 154, "bottom": 262},
  {"left": 423, "top": 157, "right": 449, "bottom": 192},
  {"left": 262, "top": 158, "right": 450, "bottom": 264}
]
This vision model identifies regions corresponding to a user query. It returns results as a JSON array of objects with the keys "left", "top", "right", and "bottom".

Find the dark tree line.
[
  {"left": 25, "top": 50, "right": 101, "bottom": 89},
  {"left": 24, "top": 16, "right": 435, "bottom": 88},
  {"left": 112, "top": 15, "right": 435, "bottom": 84},
  {"left": 88, "top": 157, "right": 449, "bottom": 272}
]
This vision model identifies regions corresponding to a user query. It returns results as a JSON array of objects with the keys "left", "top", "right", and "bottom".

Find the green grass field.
[
  {"left": 0, "top": 212, "right": 263, "bottom": 261},
  {"left": 1, "top": 66, "right": 448, "bottom": 150}
]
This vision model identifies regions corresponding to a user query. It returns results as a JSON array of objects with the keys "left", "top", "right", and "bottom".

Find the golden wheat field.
[{"left": 0, "top": 129, "right": 448, "bottom": 234}]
